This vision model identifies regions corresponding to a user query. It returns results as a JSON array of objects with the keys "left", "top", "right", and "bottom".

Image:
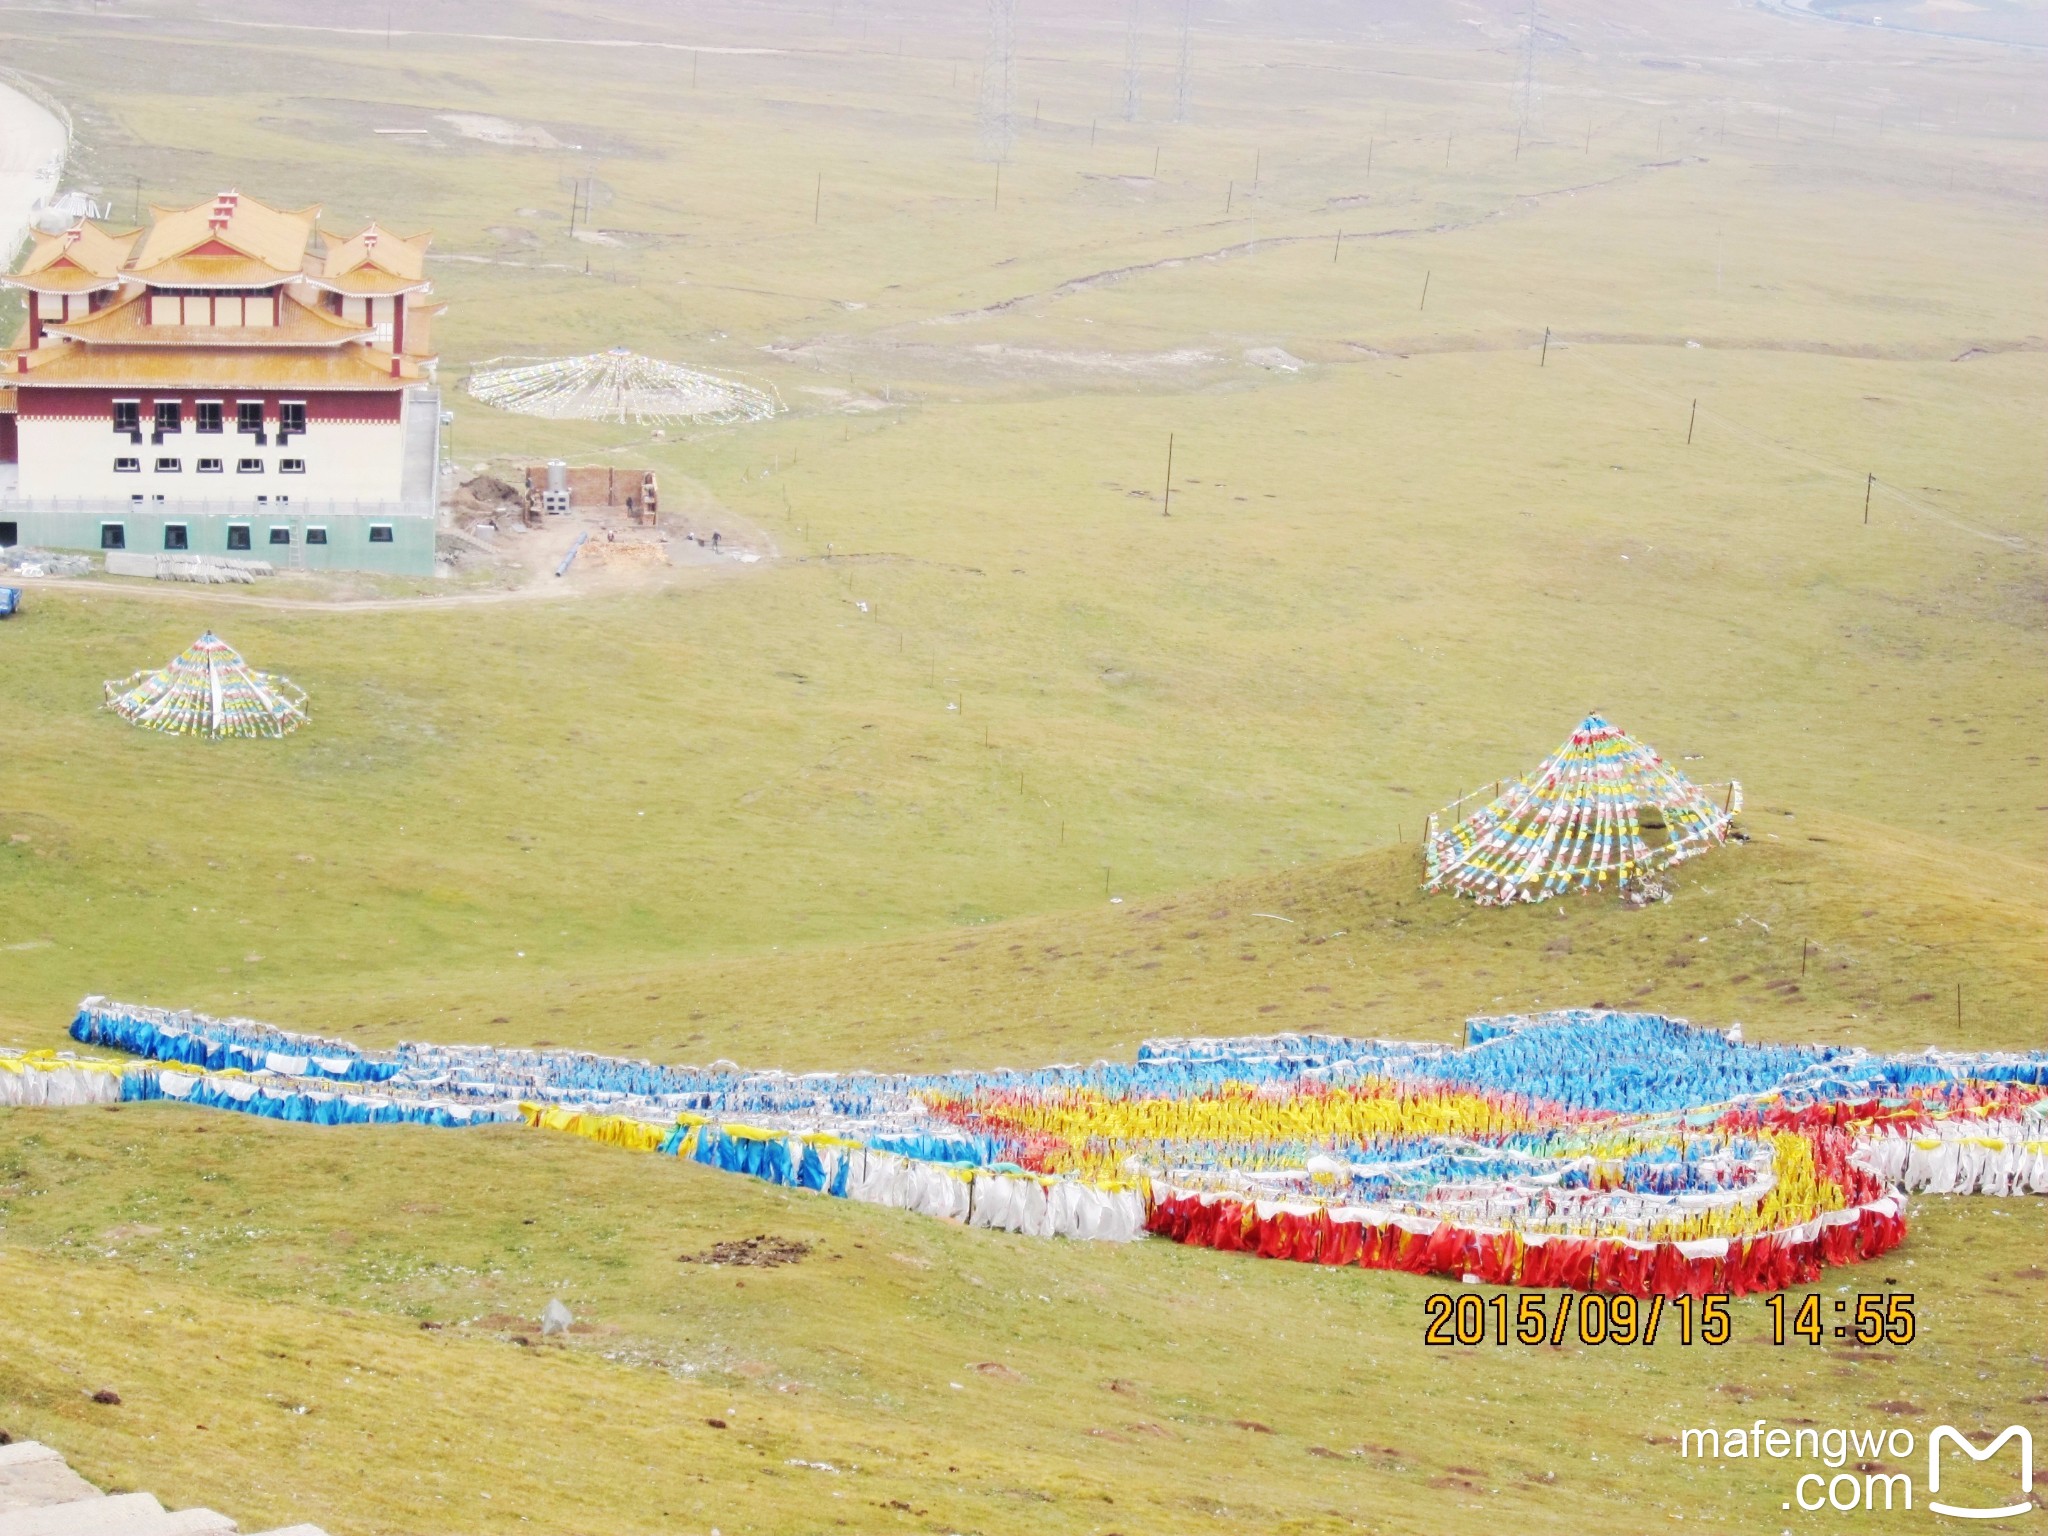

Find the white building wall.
[{"left": 17, "top": 415, "right": 408, "bottom": 502}]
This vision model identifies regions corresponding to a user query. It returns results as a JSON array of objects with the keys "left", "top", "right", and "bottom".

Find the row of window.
[
  {"left": 113, "top": 401, "right": 305, "bottom": 436},
  {"left": 115, "top": 457, "right": 305, "bottom": 474},
  {"left": 129, "top": 494, "right": 293, "bottom": 505},
  {"left": 100, "top": 522, "right": 396, "bottom": 551}
]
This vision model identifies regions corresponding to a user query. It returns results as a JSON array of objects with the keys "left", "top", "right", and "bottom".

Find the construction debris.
[{"left": 104, "top": 552, "right": 272, "bottom": 584}]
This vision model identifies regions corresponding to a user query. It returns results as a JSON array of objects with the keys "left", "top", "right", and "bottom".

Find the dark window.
[
  {"left": 278, "top": 401, "right": 306, "bottom": 437},
  {"left": 305, "top": 526, "right": 328, "bottom": 546},
  {"left": 237, "top": 401, "right": 264, "bottom": 434},
  {"left": 113, "top": 457, "right": 140, "bottom": 473},
  {"left": 368, "top": 524, "right": 395, "bottom": 544},
  {"left": 112, "top": 400, "right": 140, "bottom": 434},
  {"left": 195, "top": 401, "right": 223, "bottom": 434},
  {"left": 163, "top": 524, "right": 189, "bottom": 551},
  {"left": 153, "top": 401, "right": 181, "bottom": 434},
  {"left": 237, "top": 458, "right": 263, "bottom": 474},
  {"left": 197, "top": 458, "right": 223, "bottom": 474},
  {"left": 226, "top": 524, "right": 252, "bottom": 551},
  {"left": 154, "top": 457, "right": 181, "bottom": 473},
  {"left": 268, "top": 526, "right": 291, "bottom": 546},
  {"left": 280, "top": 458, "right": 305, "bottom": 474},
  {"left": 100, "top": 523, "right": 126, "bottom": 550},
  {"left": 0, "top": 522, "right": 16, "bottom": 549}
]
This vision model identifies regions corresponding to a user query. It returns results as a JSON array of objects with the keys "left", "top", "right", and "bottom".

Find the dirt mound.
[
  {"left": 677, "top": 1234, "right": 811, "bottom": 1268},
  {"left": 449, "top": 474, "right": 529, "bottom": 527}
]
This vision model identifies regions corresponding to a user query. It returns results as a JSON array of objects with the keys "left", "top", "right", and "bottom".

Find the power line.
[
  {"left": 1122, "top": 0, "right": 1142, "bottom": 122},
  {"left": 1519, "top": 0, "right": 1539, "bottom": 135},
  {"left": 1173, "top": 0, "right": 1192, "bottom": 124},
  {"left": 976, "top": 0, "right": 1017, "bottom": 163}
]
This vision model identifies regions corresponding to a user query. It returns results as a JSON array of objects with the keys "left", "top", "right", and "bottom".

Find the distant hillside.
[{"left": 315, "top": 807, "right": 2043, "bottom": 1070}]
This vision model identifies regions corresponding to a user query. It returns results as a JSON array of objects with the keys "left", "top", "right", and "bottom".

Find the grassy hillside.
[
  {"left": 0, "top": 1, "right": 2041, "bottom": 1532},
  {"left": 0, "top": 1109, "right": 2041, "bottom": 1536}
]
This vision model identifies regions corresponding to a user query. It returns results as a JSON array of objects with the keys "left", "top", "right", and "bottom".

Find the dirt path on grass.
[
  {"left": 9, "top": 575, "right": 611, "bottom": 612},
  {"left": 8, "top": 547, "right": 763, "bottom": 613}
]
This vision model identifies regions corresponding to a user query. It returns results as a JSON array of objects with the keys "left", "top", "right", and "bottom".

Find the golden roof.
[
  {"left": 47, "top": 290, "right": 373, "bottom": 347},
  {"left": 312, "top": 222, "right": 432, "bottom": 293},
  {"left": 7, "top": 221, "right": 139, "bottom": 291},
  {"left": 128, "top": 191, "right": 317, "bottom": 282},
  {"left": 0, "top": 386, "right": 16, "bottom": 413},
  {"left": 4, "top": 339, "right": 420, "bottom": 390}
]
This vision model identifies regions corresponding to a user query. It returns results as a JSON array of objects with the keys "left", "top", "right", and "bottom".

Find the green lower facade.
[{"left": 0, "top": 504, "right": 437, "bottom": 576}]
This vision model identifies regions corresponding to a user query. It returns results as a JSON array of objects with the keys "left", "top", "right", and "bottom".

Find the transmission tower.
[
  {"left": 1173, "top": 0, "right": 1192, "bottom": 123},
  {"left": 1122, "top": 0, "right": 1141, "bottom": 122},
  {"left": 976, "top": 0, "right": 1017, "bottom": 163}
]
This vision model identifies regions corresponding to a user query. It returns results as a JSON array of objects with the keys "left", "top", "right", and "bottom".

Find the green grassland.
[
  {"left": 0, "top": 1111, "right": 2042, "bottom": 1536},
  {"left": 1, "top": 0, "right": 2044, "bottom": 1530}
]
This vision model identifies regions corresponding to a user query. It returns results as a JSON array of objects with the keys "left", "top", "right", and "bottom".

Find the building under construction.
[{"left": 524, "top": 461, "right": 659, "bottom": 525}]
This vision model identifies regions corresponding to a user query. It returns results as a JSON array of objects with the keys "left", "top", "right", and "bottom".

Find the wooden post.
[
  {"left": 1864, "top": 472, "right": 1873, "bottom": 524},
  {"left": 1226, "top": 180, "right": 1233, "bottom": 213},
  {"left": 1419, "top": 270, "right": 1431, "bottom": 311},
  {"left": 993, "top": 163, "right": 1001, "bottom": 211},
  {"left": 1334, "top": 229, "right": 1342, "bottom": 262},
  {"left": 1366, "top": 138, "right": 1374, "bottom": 179},
  {"left": 814, "top": 172, "right": 822, "bottom": 224},
  {"left": 1162, "top": 432, "right": 1175, "bottom": 516},
  {"left": 1154, "top": 145, "right": 1161, "bottom": 175},
  {"left": 1801, "top": 939, "right": 1808, "bottom": 976},
  {"left": 1688, "top": 399, "right": 1697, "bottom": 445},
  {"left": 1540, "top": 327, "right": 1549, "bottom": 367}
]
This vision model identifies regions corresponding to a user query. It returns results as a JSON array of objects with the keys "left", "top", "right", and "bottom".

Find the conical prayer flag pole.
[
  {"left": 1423, "top": 714, "right": 1738, "bottom": 906},
  {"left": 103, "top": 632, "right": 308, "bottom": 740}
]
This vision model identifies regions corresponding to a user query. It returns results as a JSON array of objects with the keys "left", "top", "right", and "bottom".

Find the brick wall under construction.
[{"left": 523, "top": 465, "right": 660, "bottom": 523}]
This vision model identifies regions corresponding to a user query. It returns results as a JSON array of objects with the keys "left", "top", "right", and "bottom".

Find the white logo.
[{"left": 1929, "top": 1426, "right": 2034, "bottom": 1521}]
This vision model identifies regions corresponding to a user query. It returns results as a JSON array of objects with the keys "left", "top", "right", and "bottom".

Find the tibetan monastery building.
[{"left": 1, "top": 190, "right": 442, "bottom": 575}]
